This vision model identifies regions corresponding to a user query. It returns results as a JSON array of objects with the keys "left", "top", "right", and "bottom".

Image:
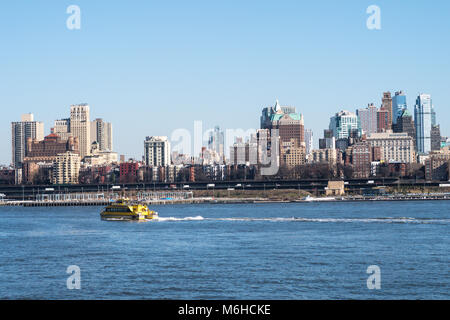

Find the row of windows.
[{"left": 105, "top": 207, "right": 131, "bottom": 213}]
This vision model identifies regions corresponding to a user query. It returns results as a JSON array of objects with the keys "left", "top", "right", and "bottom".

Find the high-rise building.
[
  {"left": 261, "top": 100, "right": 305, "bottom": 147},
  {"left": 261, "top": 100, "right": 305, "bottom": 167},
  {"left": 70, "top": 104, "right": 91, "bottom": 159},
  {"left": 304, "top": 129, "right": 313, "bottom": 155},
  {"left": 52, "top": 119, "right": 72, "bottom": 141},
  {"left": 52, "top": 152, "right": 81, "bottom": 185},
  {"left": 377, "top": 109, "right": 389, "bottom": 133},
  {"left": 91, "top": 118, "right": 113, "bottom": 151},
  {"left": 431, "top": 125, "right": 441, "bottom": 151},
  {"left": 53, "top": 105, "right": 112, "bottom": 158},
  {"left": 329, "top": 110, "right": 361, "bottom": 140},
  {"left": 415, "top": 94, "right": 436, "bottom": 154},
  {"left": 11, "top": 114, "right": 44, "bottom": 169},
  {"left": 256, "top": 129, "right": 277, "bottom": 166},
  {"left": 393, "top": 109, "right": 416, "bottom": 146},
  {"left": 207, "top": 126, "right": 225, "bottom": 162},
  {"left": 380, "top": 91, "right": 393, "bottom": 130},
  {"left": 392, "top": 91, "right": 407, "bottom": 125},
  {"left": 357, "top": 103, "right": 378, "bottom": 135},
  {"left": 230, "top": 138, "right": 253, "bottom": 166},
  {"left": 349, "top": 141, "right": 373, "bottom": 178},
  {"left": 144, "top": 136, "right": 171, "bottom": 167}
]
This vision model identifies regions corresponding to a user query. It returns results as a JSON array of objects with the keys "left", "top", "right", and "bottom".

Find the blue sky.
[{"left": 1, "top": 0, "right": 449, "bottom": 164}]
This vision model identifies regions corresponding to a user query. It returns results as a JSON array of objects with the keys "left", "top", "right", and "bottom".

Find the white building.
[
  {"left": 144, "top": 136, "right": 171, "bottom": 167},
  {"left": 11, "top": 114, "right": 44, "bottom": 168},
  {"left": 52, "top": 152, "right": 81, "bottom": 185},
  {"left": 329, "top": 110, "right": 361, "bottom": 139},
  {"left": 70, "top": 104, "right": 91, "bottom": 159},
  {"left": 357, "top": 104, "right": 378, "bottom": 135},
  {"left": 414, "top": 94, "right": 436, "bottom": 154},
  {"left": 52, "top": 119, "right": 72, "bottom": 141},
  {"left": 367, "top": 132, "right": 415, "bottom": 163},
  {"left": 91, "top": 118, "right": 113, "bottom": 151},
  {"left": 304, "top": 129, "right": 313, "bottom": 155},
  {"left": 83, "top": 142, "right": 118, "bottom": 166},
  {"left": 307, "top": 148, "right": 338, "bottom": 165}
]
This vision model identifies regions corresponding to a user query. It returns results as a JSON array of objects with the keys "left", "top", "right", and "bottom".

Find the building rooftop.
[
  {"left": 270, "top": 113, "right": 303, "bottom": 122},
  {"left": 367, "top": 132, "right": 411, "bottom": 139}
]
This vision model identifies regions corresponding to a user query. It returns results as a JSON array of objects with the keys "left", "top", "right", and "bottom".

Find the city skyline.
[
  {"left": 1, "top": 1, "right": 450, "bottom": 164},
  {"left": 3, "top": 89, "right": 448, "bottom": 166}
]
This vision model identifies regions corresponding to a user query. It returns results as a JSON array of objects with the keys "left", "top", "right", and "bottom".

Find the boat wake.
[
  {"left": 154, "top": 216, "right": 449, "bottom": 224},
  {"left": 156, "top": 216, "right": 205, "bottom": 222},
  {"left": 215, "top": 217, "right": 450, "bottom": 224}
]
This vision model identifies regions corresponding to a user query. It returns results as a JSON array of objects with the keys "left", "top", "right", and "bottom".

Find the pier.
[{"left": 0, "top": 191, "right": 200, "bottom": 207}]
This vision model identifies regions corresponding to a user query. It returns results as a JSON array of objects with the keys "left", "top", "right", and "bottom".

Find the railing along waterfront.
[{"left": 137, "top": 191, "right": 194, "bottom": 201}]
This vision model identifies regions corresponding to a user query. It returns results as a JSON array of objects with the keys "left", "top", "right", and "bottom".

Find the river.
[{"left": 0, "top": 201, "right": 449, "bottom": 299}]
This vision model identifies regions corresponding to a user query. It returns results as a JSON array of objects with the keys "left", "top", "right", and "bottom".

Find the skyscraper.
[
  {"left": 357, "top": 103, "right": 378, "bottom": 135},
  {"left": 52, "top": 152, "right": 81, "bottom": 185},
  {"left": 304, "top": 129, "right": 313, "bottom": 155},
  {"left": 329, "top": 110, "right": 361, "bottom": 140},
  {"left": 377, "top": 109, "right": 389, "bottom": 133},
  {"left": 11, "top": 114, "right": 44, "bottom": 168},
  {"left": 415, "top": 94, "right": 436, "bottom": 154},
  {"left": 261, "top": 100, "right": 305, "bottom": 147},
  {"left": 380, "top": 91, "right": 393, "bottom": 130},
  {"left": 144, "top": 136, "right": 171, "bottom": 167},
  {"left": 431, "top": 125, "right": 441, "bottom": 151},
  {"left": 207, "top": 126, "right": 225, "bottom": 160},
  {"left": 261, "top": 100, "right": 305, "bottom": 166},
  {"left": 91, "top": 118, "right": 113, "bottom": 151},
  {"left": 393, "top": 109, "right": 416, "bottom": 146},
  {"left": 392, "top": 91, "right": 407, "bottom": 125},
  {"left": 70, "top": 104, "right": 91, "bottom": 159}
]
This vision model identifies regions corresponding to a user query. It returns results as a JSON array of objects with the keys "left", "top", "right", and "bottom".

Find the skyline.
[
  {"left": 3, "top": 88, "right": 446, "bottom": 166},
  {"left": 1, "top": 1, "right": 450, "bottom": 164}
]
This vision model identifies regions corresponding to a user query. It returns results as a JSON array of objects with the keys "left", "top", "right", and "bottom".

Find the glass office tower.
[
  {"left": 392, "top": 91, "right": 407, "bottom": 125},
  {"left": 414, "top": 94, "right": 436, "bottom": 154}
]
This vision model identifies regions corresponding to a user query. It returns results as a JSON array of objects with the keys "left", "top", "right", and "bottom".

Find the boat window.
[{"left": 106, "top": 207, "right": 131, "bottom": 212}]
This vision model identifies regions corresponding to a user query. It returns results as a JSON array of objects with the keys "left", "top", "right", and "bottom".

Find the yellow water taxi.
[{"left": 100, "top": 199, "right": 158, "bottom": 221}]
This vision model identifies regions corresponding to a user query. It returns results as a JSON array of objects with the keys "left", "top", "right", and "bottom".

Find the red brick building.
[
  {"left": 377, "top": 109, "right": 389, "bottom": 133},
  {"left": 119, "top": 161, "right": 140, "bottom": 183},
  {"left": 351, "top": 142, "right": 372, "bottom": 178},
  {"left": 0, "top": 169, "right": 15, "bottom": 185}
]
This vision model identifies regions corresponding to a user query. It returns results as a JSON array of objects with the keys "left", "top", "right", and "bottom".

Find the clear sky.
[{"left": 1, "top": 0, "right": 449, "bottom": 165}]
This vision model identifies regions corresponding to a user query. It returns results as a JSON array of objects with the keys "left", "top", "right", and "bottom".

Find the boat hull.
[{"left": 100, "top": 213, "right": 159, "bottom": 221}]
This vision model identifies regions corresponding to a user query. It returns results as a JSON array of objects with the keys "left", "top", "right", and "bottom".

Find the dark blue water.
[{"left": 0, "top": 201, "right": 449, "bottom": 299}]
